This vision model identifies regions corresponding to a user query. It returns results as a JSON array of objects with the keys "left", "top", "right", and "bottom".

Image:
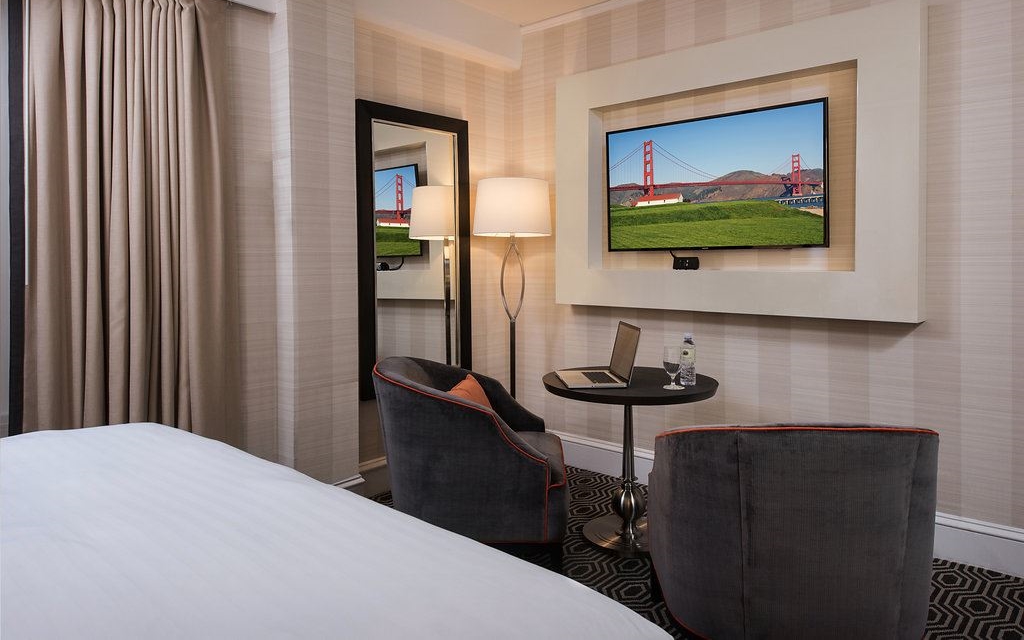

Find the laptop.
[{"left": 555, "top": 321, "right": 641, "bottom": 389}]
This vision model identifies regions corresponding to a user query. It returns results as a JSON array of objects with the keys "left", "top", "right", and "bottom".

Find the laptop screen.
[{"left": 608, "top": 322, "right": 641, "bottom": 382}]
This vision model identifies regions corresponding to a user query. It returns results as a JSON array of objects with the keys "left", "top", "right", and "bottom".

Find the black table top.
[{"left": 542, "top": 366, "right": 718, "bottom": 406}]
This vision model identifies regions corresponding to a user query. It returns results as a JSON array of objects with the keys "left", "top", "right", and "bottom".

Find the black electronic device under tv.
[
  {"left": 606, "top": 98, "right": 829, "bottom": 252},
  {"left": 373, "top": 162, "right": 424, "bottom": 258}
]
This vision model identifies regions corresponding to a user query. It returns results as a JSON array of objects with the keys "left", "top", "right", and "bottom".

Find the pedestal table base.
[{"left": 582, "top": 514, "right": 649, "bottom": 557}]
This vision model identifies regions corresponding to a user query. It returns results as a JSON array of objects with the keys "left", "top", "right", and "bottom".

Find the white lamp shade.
[
  {"left": 409, "top": 186, "right": 456, "bottom": 240},
  {"left": 472, "top": 177, "right": 551, "bottom": 238}
]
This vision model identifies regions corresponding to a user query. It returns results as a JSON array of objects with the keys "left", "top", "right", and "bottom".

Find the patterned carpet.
[{"left": 372, "top": 466, "right": 1024, "bottom": 639}]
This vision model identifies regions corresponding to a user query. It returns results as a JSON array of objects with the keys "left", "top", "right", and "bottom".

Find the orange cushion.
[{"left": 447, "top": 374, "right": 493, "bottom": 410}]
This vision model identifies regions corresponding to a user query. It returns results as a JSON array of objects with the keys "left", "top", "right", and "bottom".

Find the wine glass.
[{"left": 662, "top": 346, "right": 682, "bottom": 390}]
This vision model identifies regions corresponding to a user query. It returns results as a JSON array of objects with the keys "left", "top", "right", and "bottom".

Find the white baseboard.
[
  {"left": 933, "top": 513, "right": 1024, "bottom": 578},
  {"left": 331, "top": 456, "right": 390, "bottom": 491},
  {"left": 550, "top": 429, "right": 1024, "bottom": 579},
  {"left": 333, "top": 473, "right": 365, "bottom": 490},
  {"left": 359, "top": 456, "right": 387, "bottom": 473},
  {"left": 551, "top": 430, "right": 655, "bottom": 481}
]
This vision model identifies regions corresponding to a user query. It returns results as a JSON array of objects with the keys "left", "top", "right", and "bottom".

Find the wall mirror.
[{"left": 356, "top": 100, "right": 472, "bottom": 400}]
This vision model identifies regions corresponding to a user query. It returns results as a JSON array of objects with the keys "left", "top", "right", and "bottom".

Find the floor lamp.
[
  {"left": 473, "top": 178, "right": 551, "bottom": 398},
  {"left": 410, "top": 186, "right": 457, "bottom": 365}
]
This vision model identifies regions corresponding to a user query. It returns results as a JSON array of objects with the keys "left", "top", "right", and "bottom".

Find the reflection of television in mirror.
[
  {"left": 606, "top": 98, "right": 828, "bottom": 252},
  {"left": 374, "top": 163, "right": 424, "bottom": 258}
]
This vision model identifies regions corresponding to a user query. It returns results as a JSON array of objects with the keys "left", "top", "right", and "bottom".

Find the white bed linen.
[{"left": 1, "top": 423, "right": 669, "bottom": 639}]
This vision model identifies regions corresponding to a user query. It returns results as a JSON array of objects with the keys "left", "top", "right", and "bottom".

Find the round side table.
[{"left": 542, "top": 367, "right": 719, "bottom": 557}]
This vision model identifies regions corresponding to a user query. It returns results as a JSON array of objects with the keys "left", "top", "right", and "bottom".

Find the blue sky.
[
  {"left": 374, "top": 164, "right": 418, "bottom": 210},
  {"left": 607, "top": 101, "right": 825, "bottom": 182}
]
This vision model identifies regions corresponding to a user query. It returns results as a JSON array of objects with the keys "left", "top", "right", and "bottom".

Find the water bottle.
[{"left": 680, "top": 333, "right": 696, "bottom": 386}]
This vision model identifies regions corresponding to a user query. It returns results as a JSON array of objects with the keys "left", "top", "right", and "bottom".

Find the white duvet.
[{"left": 0, "top": 423, "right": 668, "bottom": 639}]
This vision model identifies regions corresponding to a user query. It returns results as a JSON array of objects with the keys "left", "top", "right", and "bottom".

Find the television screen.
[
  {"left": 606, "top": 98, "right": 828, "bottom": 252},
  {"left": 373, "top": 163, "right": 424, "bottom": 258}
]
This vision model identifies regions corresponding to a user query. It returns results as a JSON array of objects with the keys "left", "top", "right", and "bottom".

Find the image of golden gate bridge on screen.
[
  {"left": 605, "top": 98, "right": 828, "bottom": 252},
  {"left": 374, "top": 163, "right": 424, "bottom": 258}
]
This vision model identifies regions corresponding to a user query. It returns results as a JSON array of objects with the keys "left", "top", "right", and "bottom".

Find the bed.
[{"left": 0, "top": 423, "right": 669, "bottom": 639}]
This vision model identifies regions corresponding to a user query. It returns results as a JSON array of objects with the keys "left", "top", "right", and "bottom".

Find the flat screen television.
[
  {"left": 606, "top": 98, "right": 828, "bottom": 252},
  {"left": 373, "top": 163, "right": 424, "bottom": 258}
]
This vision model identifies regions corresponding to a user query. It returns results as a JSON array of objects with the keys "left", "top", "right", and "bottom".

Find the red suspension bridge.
[
  {"left": 374, "top": 173, "right": 411, "bottom": 226},
  {"left": 609, "top": 139, "right": 822, "bottom": 204}
]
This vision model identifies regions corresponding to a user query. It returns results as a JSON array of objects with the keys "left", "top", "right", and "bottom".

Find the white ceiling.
[{"left": 455, "top": 0, "right": 611, "bottom": 27}]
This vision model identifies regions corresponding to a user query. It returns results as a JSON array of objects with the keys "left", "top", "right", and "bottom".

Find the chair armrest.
[{"left": 473, "top": 372, "right": 545, "bottom": 432}]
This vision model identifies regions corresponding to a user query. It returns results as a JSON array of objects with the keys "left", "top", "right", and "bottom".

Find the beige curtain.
[{"left": 24, "top": 0, "right": 240, "bottom": 444}]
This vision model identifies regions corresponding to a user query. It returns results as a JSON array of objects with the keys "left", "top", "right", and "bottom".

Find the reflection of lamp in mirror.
[
  {"left": 472, "top": 177, "right": 551, "bottom": 398},
  {"left": 410, "top": 185, "right": 457, "bottom": 365}
]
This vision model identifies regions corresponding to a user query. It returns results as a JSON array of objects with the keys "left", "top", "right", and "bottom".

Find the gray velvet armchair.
[
  {"left": 372, "top": 356, "right": 569, "bottom": 560},
  {"left": 648, "top": 424, "right": 939, "bottom": 639}
]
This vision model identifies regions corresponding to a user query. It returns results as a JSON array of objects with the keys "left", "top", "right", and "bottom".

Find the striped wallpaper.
[
  {"left": 227, "top": 0, "right": 360, "bottom": 484},
  {"left": 355, "top": 0, "right": 1024, "bottom": 529},
  {"left": 227, "top": 4, "right": 277, "bottom": 470}
]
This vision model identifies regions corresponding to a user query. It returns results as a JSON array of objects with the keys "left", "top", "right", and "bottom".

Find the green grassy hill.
[
  {"left": 609, "top": 200, "right": 824, "bottom": 250},
  {"left": 376, "top": 226, "right": 422, "bottom": 257}
]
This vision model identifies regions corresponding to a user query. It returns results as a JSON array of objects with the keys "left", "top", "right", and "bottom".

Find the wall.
[
  {"left": 270, "top": 0, "right": 359, "bottom": 484},
  {"left": 354, "top": 21, "right": 515, "bottom": 463},
  {"left": 354, "top": 22, "right": 513, "bottom": 381},
  {"left": 225, "top": 0, "right": 359, "bottom": 484},
  {"left": 228, "top": 1, "right": 279, "bottom": 470},
  {"left": 511, "top": 0, "right": 1023, "bottom": 530},
  {"left": 356, "top": 0, "right": 1022, "bottom": 530}
]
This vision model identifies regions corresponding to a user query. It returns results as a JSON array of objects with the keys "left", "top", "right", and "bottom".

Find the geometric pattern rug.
[{"left": 372, "top": 466, "right": 1024, "bottom": 639}]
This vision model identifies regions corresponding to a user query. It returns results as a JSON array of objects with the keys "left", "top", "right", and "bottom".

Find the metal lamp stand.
[
  {"left": 442, "top": 237, "right": 453, "bottom": 365},
  {"left": 499, "top": 235, "right": 525, "bottom": 397}
]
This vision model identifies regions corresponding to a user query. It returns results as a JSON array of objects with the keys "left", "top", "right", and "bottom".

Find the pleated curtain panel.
[{"left": 23, "top": 0, "right": 240, "bottom": 442}]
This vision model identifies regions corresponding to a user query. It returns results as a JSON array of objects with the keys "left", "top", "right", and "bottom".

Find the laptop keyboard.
[{"left": 583, "top": 371, "right": 617, "bottom": 384}]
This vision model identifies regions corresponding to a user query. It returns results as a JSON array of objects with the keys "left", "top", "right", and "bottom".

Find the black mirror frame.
[{"left": 355, "top": 100, "right": 472, "bottom": 400}]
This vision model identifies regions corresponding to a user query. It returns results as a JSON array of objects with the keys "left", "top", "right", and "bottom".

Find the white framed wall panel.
[{"left": 554, "top": 0, "right": 926, "bottom": 323}]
